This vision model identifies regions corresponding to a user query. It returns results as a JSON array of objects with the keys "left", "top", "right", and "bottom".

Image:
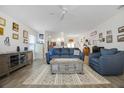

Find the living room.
[{"left": 0, "top": 0, "right": 124, "bottom": 91}]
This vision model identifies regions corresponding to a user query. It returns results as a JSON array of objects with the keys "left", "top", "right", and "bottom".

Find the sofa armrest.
[
  {"left": 100, "top": 51, "right": 124, "bottom": 63},
  {"left": 46, "top": 53, "right": 51, "bottom": 64},
  {"left": 99, "top": 52, "right": 124, "bottom": 73},
  {"left": 80, "top": 52, "right": 84, "bottom": 61}
]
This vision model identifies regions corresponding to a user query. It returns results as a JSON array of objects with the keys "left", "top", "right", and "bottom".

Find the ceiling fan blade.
[
  {"left": 60, "top": 13, "right": 65, "bottom": 20},
  {"left": 117, "top": 5, "right": 124, "bottom": 9},
  {"left": 58, "top": 5, "right": 68, "bottom": 21}
]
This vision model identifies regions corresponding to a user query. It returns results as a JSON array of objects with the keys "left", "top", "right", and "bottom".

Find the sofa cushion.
[
  {"left": 53, "top": 48, "right": 61, "bottom": 55},
  {"left": 69, "top": 55, "right": 80, "bottom": 58},
  {"left": 74, "top": 50, "right": 80, "bottom": 55},
  {"left": 90, "top": 58, "right": 100, "bottom": 66},
  {"left": 50, "top": 55, "right": 61, "bottom": 59},
  {"left": 60, "top": 55, "right": 70, "bottom": 58},
  {"left": 101, "top": 48, "right": 118, "bottom": 56},
  {"left": 69, "top": 48, "right": 74, "bottom": 55},
  {"left": 61, "top": 48, "right": 69, "bottom": 55}
]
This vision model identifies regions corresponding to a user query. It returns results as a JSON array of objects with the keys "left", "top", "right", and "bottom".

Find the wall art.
[
  {"left": 99, "top": 33, "right": 103, "bottom": 38},
  {"left": 23, "top": 38, "right": 28, "bottom": 44},
  {"left": 117, "top": 34, "right": 124, "bottom": 42},
  {"left": 12, "top": 33, "right": 19, "bottom": 40},
  {"left": 23, "top": 30, "right": 28, "bottom": 38},
  {"left": 99, "top": 33, "right": 105, "bottom": 42},
  {"left": 90, "top": 31, "right": 97, "bottom": 36},
  {"left": 4, "top": 37, "right": 10, "bottom": 46},
  {"left": 0, "top": 17, "right": 6, "bottom": 26},
  {"left": 118, "top": 26, "right": 124, "bottom": 33},
  {"left": 106, "top": 30, "right": 112, "bottom": 35},
  {"left": 0, "top": 27, "right": 4, "bottom": 35},
  {"left": 12, "top": 22, "right": 19, "bottom": 32},
  {"left": 39, "top": 34, "right": 44, "bottom": 39},
  {"left": 106, "top": 35, "right": 113, "bottom": 43}
]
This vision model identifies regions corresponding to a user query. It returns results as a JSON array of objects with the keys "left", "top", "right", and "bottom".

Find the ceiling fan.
[
  {"left": 59, "top": 5, "right": 68, "bottom": 21},
  {"left": 117, "top": 5, "right": 124, "bottom": 9}
]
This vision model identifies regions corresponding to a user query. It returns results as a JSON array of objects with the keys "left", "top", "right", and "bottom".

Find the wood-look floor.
[{"left": 0, "top": 59, "right": 124, "bottom": 88}]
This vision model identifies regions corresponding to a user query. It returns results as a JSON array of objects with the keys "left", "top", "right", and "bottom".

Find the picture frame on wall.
[
  {"left": 37, "top": 34, "right": 44, "bottom": 44},
  {"left": 0, "top": 27, "right": 4, "bottom": 35},
  {"left": 90, "top": 31, "right": 97, "bottom": 36},
  {"left": 99, "top": 33, "right": 103, "bottom": 38},
  {"left": 117, "top": 34, "right": 124, "bottom": 42},
  {"left": 99, "top": 33, "right": 105, "bottom": 42},
  {"left": 106, "top": 30, "right": 112, "bottom": 35},
  {"left": 39, "top": 34, "right": 44, "bottom": 39},
  {"left": 12, "top": 33, "right": 19, "bottom": 40},
  {"left": 12, "top": 22, "right": 19, "bottom": 32},
  {"left": 23, "top": 38, "right": 28, "bottom": 44},
  {"left": 23, "top": 30, "right": 28, "bottom": 38},
  {"left": 0, "top": 17, "right": 6, "bottom": 26},
  {"left": 118, "top": 26, "right": 124, "bottom": 33},
  {"left": 106, "top": 35, "right": 113, "bottom": 43}
]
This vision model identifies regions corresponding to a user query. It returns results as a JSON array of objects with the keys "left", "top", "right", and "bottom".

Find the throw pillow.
[{"left": 74, "top": 50, "right": 80, "bottom": 55}]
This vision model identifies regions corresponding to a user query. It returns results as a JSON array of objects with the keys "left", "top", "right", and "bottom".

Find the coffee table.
[{"left": 50, "top": 58, "right": 83, "bottom": 74}]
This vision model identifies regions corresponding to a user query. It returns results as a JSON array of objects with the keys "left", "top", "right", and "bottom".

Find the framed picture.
[
  {"left": 0, "top": 17, "right": 6, "bottom": 26},
  {"left": 117, "top": 34, "right": 124, "bottom": 42},
  {"left": 90, "top": 31, "right": 97, "bottom": 36},
  {"left": 118, "top": 26, "right": 124, "bottom": 33},
  {"left": 12, "top": 22, "right": 19, "bottom": 32},
  {"left": 0, "top": 27, "right": 4, "bottom": 35},
  {"left": 23, "top": 30, "right": 28, "bottom": 38},
  {"left": 107, "top": 30, "right": 112, "bottom": 35},
  {"left": 106, "top": 35, "right": 113, "bottom": 43},
  {"left": 39, "top": 34, "right": 44, "bottom": 39},
  {"left": 12, "top": 33, "right": 19, "bottom": 40},
  {"left": 99, "top": 33, "right": 103, "bottom": 38},
  {"left": 23, "top": 39, "right": 28, "bottom": 44}
]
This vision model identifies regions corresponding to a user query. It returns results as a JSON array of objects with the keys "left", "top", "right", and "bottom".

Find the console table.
[{"left": 0, "top": 51, "right": 33, "bottom": 77}]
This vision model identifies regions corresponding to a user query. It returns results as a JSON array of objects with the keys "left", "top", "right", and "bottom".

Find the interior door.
[{"left": 35, "top": 43, "right": 44, "bottom": 59}]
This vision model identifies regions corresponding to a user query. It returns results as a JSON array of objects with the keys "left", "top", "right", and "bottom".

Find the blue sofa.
[
  {"left": 46, "top": 48, "right": 84, "bottom": 64},
  {"left": 89, "top": 48, "right": 124, "bottom": 75}
]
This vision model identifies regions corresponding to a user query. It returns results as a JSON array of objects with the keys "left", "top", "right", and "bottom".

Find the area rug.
[{"left": 22, "top": 64, "right": 111, "bottom": 87}]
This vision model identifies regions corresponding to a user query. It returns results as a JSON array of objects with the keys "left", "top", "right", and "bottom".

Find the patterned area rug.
[{"left": 23, "top": 64, "right": 111, "bottom": 87}]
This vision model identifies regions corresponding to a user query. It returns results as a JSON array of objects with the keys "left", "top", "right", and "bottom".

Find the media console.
[{"left": 0, "top": 51, "right": 33, "bottom": 77}]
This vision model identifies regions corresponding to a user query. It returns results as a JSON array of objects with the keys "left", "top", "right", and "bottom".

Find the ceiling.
[{"left": 0, "top": 5, "right": 120, "bottom": 34}]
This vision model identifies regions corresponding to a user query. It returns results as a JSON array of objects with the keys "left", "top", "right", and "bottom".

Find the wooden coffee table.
[{"left": 50, "top": 58, "right": 83, "bottom": 74}]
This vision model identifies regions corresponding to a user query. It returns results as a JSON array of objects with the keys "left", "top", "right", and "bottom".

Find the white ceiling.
[{"left": 0, "top": 5, "right": 120, "bottom": 34}]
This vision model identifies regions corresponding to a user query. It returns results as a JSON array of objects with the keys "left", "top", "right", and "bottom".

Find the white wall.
[
  {"left": 87, "top": 11, "right": 124, "bottom": 51},
  {"left": 0, "top": 11, "right": 37, "bottom": 54}
]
